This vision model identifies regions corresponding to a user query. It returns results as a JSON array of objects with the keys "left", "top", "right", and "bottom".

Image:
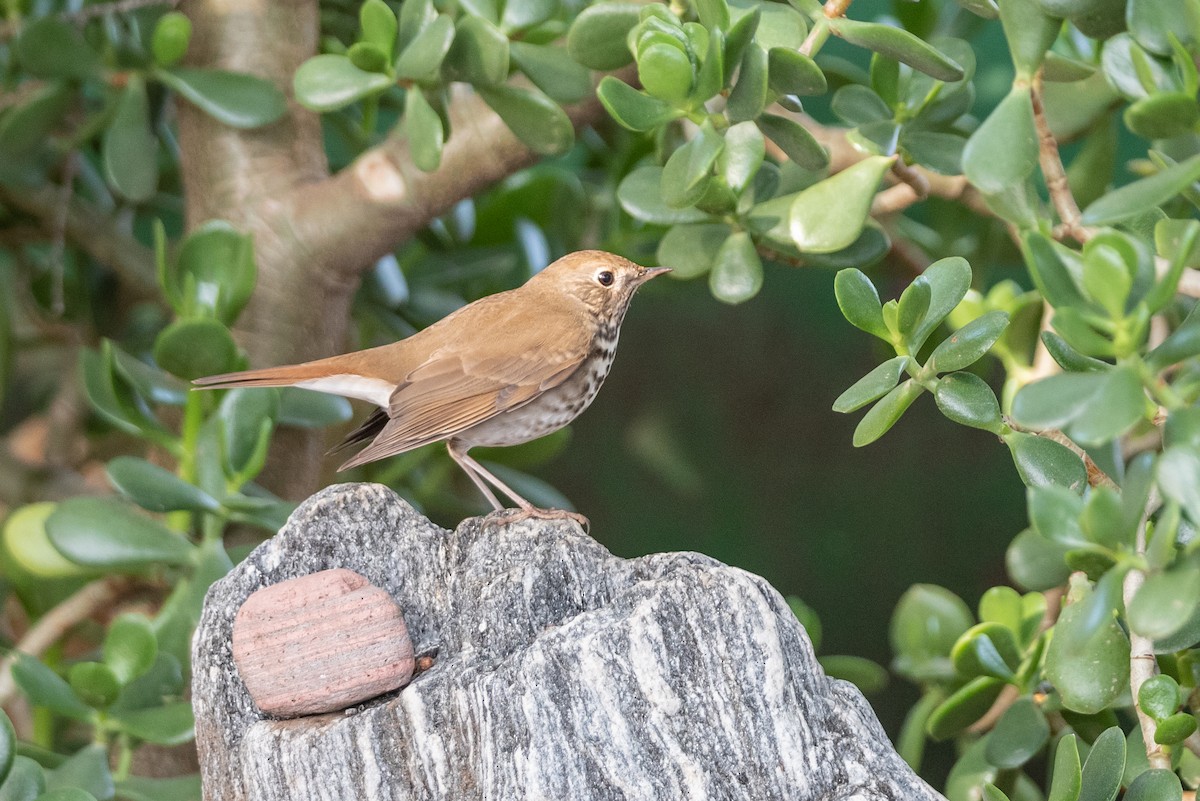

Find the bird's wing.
[{"left": 337, "top": 304, "right": 590, "bottom": 470}]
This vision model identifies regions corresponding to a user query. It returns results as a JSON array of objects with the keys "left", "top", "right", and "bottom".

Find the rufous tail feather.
[{"left": 191, "top": 364, "right": 333, "bottom": 390}]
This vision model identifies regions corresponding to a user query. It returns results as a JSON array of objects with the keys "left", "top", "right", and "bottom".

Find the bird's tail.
[{"left": 192, "top": 363, "right": 331, "bottom": 390}]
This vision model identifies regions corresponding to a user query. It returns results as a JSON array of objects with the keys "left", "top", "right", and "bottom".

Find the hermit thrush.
[{"left": 194, "top": 251, "right": 668, "bottom": 526}]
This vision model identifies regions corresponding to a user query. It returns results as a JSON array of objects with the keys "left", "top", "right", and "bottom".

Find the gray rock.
[{"left": 193, "top": 483, "right": 944, "bottom": 801}]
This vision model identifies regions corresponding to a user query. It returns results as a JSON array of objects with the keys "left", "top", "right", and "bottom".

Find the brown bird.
[{"left": 194, "top": 251, "right": 668, "bottom": 527}]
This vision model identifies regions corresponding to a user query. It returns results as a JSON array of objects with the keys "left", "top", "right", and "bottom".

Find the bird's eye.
[{"left": 597, "top": 270, "right": 614, "bottom": 287}]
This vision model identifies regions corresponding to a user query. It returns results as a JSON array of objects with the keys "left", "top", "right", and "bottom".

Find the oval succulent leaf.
[
  {"left": 830, "top": 19, "right": 964, "bottom": 82},
  {"left": 833, "top": 356, "right": 909, "bottom": 413},
  {"left": 789, "top": 155, "right": 893, "bottom": 254},
  {"left": 928, "top": 311, "right": 1009, "bottom": 373}
]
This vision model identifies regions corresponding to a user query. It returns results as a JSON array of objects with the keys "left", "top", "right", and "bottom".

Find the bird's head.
[{"left": 533, "top": 250, "right": 670, "bottom": 319}]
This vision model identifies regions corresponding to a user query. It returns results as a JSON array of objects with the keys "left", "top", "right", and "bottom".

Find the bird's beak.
[{"left": 637, "top": 266, "right": 672, "bottom": 284}]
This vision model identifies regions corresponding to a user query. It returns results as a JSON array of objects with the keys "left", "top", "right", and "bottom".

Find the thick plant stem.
[{"left": 1124, "top": 492, "right": 1171, "bottom": 770}]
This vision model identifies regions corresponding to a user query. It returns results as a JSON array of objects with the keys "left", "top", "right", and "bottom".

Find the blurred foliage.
[{"left": 0, "top": 0, "right": 1198, "bottom": 797}]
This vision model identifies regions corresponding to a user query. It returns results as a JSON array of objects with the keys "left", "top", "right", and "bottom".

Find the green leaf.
[
  {"left": 0, "top": 82, "right": 71, "bottom": 160},
  {"left": 501, "top": 0, "right": 555, "bottom": 31},
  {"left": 0, "top": 757, "right": 46, "bottom": 801},
  {"left": 617, "top": 166, "right": 710, "bottom": 224},
  {"left": 1148, "top": 303, "right": 1200, "bottom": 371},
  {"left": 985, "top": 697, "right": 1049, "bottom": 769},
  {"left": 890, "top": 583, "right": 974, "bottom": 681},
  {"left": 0, "top": 710, "right": 14, "bottom": 787},
  {"left": 68, "top": 662, "right": 120, "bottom": 709},
  {"left": 727, "top": 44, "right": 769, "bottom": 122},
  {"left": 510, "top": 43, "right": 591, "bottom": 104},
  {"left": 983, "top": 787, "right": 1012, "bottom": 801},
  {"left": 789, "top": 155, "right": 892, "bottom": 253},
  {"left": 662, "top": 124, "right": 724, "bottom": 208},
  {"left": 403, "top": 89, "right": 444, "bottom": 172},
  {"left": 1012, "top": 367, "right": 1146, "bottom": 447},
  {"left": 596, "top": 78, "right": 682, "bottom": 132},
  {"left": 897, "top": 278, "right": 931, "bottom": 344},
  {"left": 45, "top": 744, "right": 111, "bottom": 801},
  {"left": 935, "top": 372, "right": 1003, "bottom": 432},
  {"left": 360, "top": 0, "right": 399, "bottom": 59},
  {"left": 155, "top": 67, "right": 286, "bottom": 129},
  {"left": 1128, "top": 566, "right": 1200, "bottom": 640},
  {"left": 15, "top": 18, "right": 102, "bottom": 80},
  {"left": 395, "top": 14, "right": 456, "bottom": 80},
  {"left": 170, "top": 220, "right": 257, "bottom": 325},
  {"left": 1021, "top": 232, "right": 1086, "bottom": 310},
  {"left": 46, "top": 498, "right": 195, "bottom": 570},
  {"left": 834, "top": 269, "right": 887, "bottom": 339},
  {"left": 754, "top": 3, "right": 808, "bottom": 50},
  {"left": 832, "top": 85, "right": 892, "bottom": 126},
  {"left": 656, "top": 223, "right": 732, "bottom": 279},
  {"left": 1007, "top": 432, "right": 1087, "bottom": 490},
  {"left": 349, "top": 42, "right": 391, "bottom": 73},
  {"left": 694, "top": 0, "right": 730, "bottom": 29},
  {"left": 818, "top": 655, "right": 888, "bottom": 693},
  {"left": 1160, "top": 445, "right": 1200, "bottom": 526},
  {"left": 1048, "top": 735, "right": 1083, "bottom": 801},
  {"left": 1124, "top": 769, "right": 1182, "bottom": 801},
  {"left": 1154, "top": 713, "right": 1198, "bottom": 745},
  {"left": 1128, "top": 0, "right": 1200, "bottom": 54},
  {"left": 218, "top": 388, "right": 279, "bottom": 477},
  {"left": 37, "top": 789, "right": 98, "bottom": 801},
  {"left": 1081, "top": 154, "right": 1200, "bottom": 225},
  {"left": 756, "top": 113, "right": 827, "bottom": 171},
  {"left": 1080, "top": 240, "right": 1133, "bottom": 318},
  {"left": 103, "top": 615, "right": 158, "bottom": 685},
  {"left": 1146, "top": 219, "right": 1200, "bottom": 313},
  {"left": 151, "top": 12, "right": 192, "bottom": 68},
  {"left": 567, "top": 2, "right": 639, "bottom": 69},
  {"left": 3, "top": 503, "right": 91, "bottom": 579},
  {"left": 928, "top": 311, "right": 1009, "bottom": 373},
  {"left": 102, "top": 77, "right": 159, "bottom": 203},
  {"left": 963, "top": 87, "right": 1037, "bottom": 194},
  {"left": 1045, "top": 576, "right": 1130, "bottom": 714},
  {"left": 717, "top": 121, "right": 765, "bottom": 195},
  {"left": 1124, "top": 93, "right": 1200, "bottom": 140},
  {"left": 830, "top": 19, "right": 964, "bottom": 81},
  {"left": 853, "top": 379, "right": 922, "bottom": 446},
  {"left": 998, "top": 0, "right": 1059, "bottom": 77},
  {"left": 479, "top": 84, "right": 573, "bottom": 155},
  {"left": 834, "top": 357, "right": 909, "bottom": 413},
  {"left": 768, "top": 48, "right": 826, "bottom": 97},
  {"left": 1078, "top": 727, "right": 1125, "bottom": 801},
  {"left": 639, "top": 42, "right": 693, "bottom": 103},
  {"left": 153, "top": 319, "right": 239, "bottom": 381},
  {"left": 292, "top": 55, "right": 393, "bottom": 112},
  {"left": 110, "top": 702, "right": 194, "bottom": 746},
  {"left": 448, "top": 14, "right": 510, "bottom": 86},
  {"left": 114, "top": 775, "right": 201, "bottom": 801},
  {"left": 11, "top": 655, "right": 92, "bottom": 721},
  {"left": 1138, "top": 674, "right": 1181, "bottom": 720},
  {"left": 911, "top": 257, "right": 974, "bottom": 353},
  {"left": 277, "top": 388, "right": 352, "bottom": 428},
  {"left": 927, "top": 676, "right": 1006, "bottom": 740},
  {"left": 106, "top": 457, "right": 220, "bottom": 514},
  {"left": 1041, "top": 332, "right": 1109, "bottom": 373},
  {"left": 1029, "top": 484, "right": 1086, "bottom": 546},
  {"left": 952, "top": 622, "right": 1022, "bottom": 680},
  {"left": 708, "top": 232, "right": 762, "bottom": 304}
]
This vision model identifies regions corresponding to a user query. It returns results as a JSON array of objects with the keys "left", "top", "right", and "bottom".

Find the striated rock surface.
[{"left": 193, "top": 483, "right": 943, "bottom": 801}]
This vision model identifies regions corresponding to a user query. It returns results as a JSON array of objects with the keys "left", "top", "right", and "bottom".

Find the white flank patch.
[{"left": 295, "top": 375, "right": 394, "bottom": 408}]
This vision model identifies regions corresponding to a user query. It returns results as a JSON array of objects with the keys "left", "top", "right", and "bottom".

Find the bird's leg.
[
  {"left": 446, "top": 442, "right": 505, "bottom": 511},
  {"left": 446, "top": 441, "right": 590, "bottom": 530}
]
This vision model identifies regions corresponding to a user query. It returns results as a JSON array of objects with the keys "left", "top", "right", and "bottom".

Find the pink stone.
[{"left": 231, "top": 568, "right": 414, "bottom": 718}]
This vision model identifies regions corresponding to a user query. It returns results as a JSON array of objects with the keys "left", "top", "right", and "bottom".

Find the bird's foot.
[{"left": 487, "top": 506, "right": 590, "bottom": 533}]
